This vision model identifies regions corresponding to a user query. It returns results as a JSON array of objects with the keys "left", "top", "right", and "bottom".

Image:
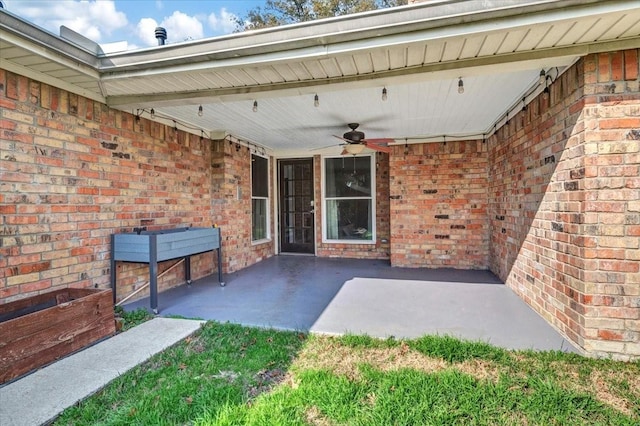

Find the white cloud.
[
  {"left": 208, "top": 8, "right": 238, "bottom": 34},
  {"left": 5, "top": 0, "right": 127, "bottom": 42},
  {"left": 136, "top": 17, "right": 160, "bottom": 46},
  {"left": 136, "top": 10, "right": 203, "bottom": 46}
]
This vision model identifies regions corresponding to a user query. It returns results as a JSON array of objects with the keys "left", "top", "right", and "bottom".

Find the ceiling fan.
[{"left": 333, "top": 123, "right": 393, "bottom": 154}]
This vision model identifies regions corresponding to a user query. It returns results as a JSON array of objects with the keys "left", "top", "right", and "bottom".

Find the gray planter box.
[{"left": 111, "top": 227, "right": 223, "bottom": 313}]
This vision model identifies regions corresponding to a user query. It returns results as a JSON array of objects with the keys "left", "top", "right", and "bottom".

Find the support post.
[
  {"left": 110, "top": 234, "right": 117, "bottom": 304},
  {"left": 185, "top": 255, "right": 191, "bottom": 284},
  {"left": 217, "top": 228, "right": 225, "bottom": 286},
  {"left": 149, "top": 234, "right": 158, "bottom": 314}
]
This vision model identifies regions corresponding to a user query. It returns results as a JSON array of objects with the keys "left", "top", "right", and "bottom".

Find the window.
[
  {"left": 323, "top": 155, "right": 375, "bottom": 242},
  {"left": 252, "top": 154, "right": 269, "bottom": 241}
]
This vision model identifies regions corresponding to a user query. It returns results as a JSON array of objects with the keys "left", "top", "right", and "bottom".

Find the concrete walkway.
[{"left": 0, "top": 318, "right": 204, "bottom": 426}]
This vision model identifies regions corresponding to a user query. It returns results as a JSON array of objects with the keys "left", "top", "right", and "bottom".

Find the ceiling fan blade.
[
  {"left": 333, "top": 135, "right": 356, "bottom": 143},
  {"left": 310, "top": 143, "right": 344, "bottom": 151},
  {"left": 363, "top": 142, "right": 392, "bottom": 154},
  {"left": 364, "top": 138, "right": 395, "bottom": 144}
]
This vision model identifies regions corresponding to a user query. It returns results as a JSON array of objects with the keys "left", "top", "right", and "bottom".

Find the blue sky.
[{"left": 2, "top": 1, "right": 266, "bottom": 50}]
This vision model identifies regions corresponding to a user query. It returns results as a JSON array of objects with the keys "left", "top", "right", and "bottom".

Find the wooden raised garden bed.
[{"left": 0, "top": 288, "right": 115, "bottom": 384}]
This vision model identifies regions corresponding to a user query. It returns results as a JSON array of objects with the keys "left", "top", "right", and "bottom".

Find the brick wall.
[
  {"left": 488, "top": 49, "right": 639, "bottom": 359},
  {"left": 210, "top": 140, "right": 274, "bottom": 273},
  {"left": 0, "top": 69, "right": 247, "bottom": 304},
  {"left": 315, "top": 153, "right": 391, "bottom": 259},
  {"left": 580, "top": 50, "right": 640, "bottom": 358},
  {"left": 389, "top": 140, "right": 489, "bottom": 268}
]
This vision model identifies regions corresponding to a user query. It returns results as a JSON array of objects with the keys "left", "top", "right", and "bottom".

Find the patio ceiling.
[{"left": 1, "top": 0, "right": 640, "bottom": 156}]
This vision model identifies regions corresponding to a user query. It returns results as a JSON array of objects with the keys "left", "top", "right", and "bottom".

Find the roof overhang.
[{"left": 1, "top": 0, "right": 639, "bottom": 155}]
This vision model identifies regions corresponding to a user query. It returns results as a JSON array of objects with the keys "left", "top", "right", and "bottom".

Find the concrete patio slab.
[
  {"left": 125, "top": 256, "right": 577, "bottom": 353},
  {"left": 0, "top": 317, "right": 204, "bottom": 426},
  {"left": 310, "top": 277, "right": 575, "bottom": 352}
]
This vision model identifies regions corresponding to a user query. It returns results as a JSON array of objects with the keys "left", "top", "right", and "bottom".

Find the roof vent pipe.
[{"left": 155, "top": 27, "right": 167, "bottom": 45}]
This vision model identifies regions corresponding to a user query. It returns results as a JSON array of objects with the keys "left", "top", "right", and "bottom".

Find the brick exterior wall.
[
  {"left": 315, "top": 153, "right": 391, "bottom": 259},
  {"left": 581, "top": 50, "right": 640, "bottom": 358},
  {"left": 389, "top": 140, "right": 489, "bottom": 268},
  {"left": 0, "top": 69, "right": 274, "bottom": 303},
  {"left": 488, "top": 49, "right": 640, "bottom": 359},
  {"left": 211, "top": 140, "right": 275, "bottom": 273},
  {"left": 2, "top": 46, "right": 639, "bottom": 359}
]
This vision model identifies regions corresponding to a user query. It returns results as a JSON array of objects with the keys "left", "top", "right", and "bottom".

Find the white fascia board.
[
  {"left": 99, "top": 1, "right": 640, "bottom": 81},
  {"left": 1, "top": 60, "right": 105, "bottom": 103},
  {"left": 0, "top": 10, "right": 100, "bottom": 68},
  {"left": 99, "top": 0, "right": 579, "bottom": 69},
  {"left": 0, "top": 30, "right": 101, "bottom": 80}
]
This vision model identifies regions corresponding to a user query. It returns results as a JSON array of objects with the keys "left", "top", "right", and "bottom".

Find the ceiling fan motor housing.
[
  {"left": 343, "top": 130, "right": 365, "bottom": 142},
  {"left": 344, "top": 123, "right": 365, "bottom": 143}
]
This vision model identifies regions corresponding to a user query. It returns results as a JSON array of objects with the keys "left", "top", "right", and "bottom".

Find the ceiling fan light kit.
[{"left": 343, "top": 144, "right": 366, "bottom": 155}]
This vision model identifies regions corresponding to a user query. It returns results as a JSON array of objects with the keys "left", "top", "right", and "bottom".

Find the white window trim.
[
  {"left": 251, "top": 153, "right": 271, "bottom": 244},
  {"left": 321, "top": 153, "right": 376, "bottom": 245}
]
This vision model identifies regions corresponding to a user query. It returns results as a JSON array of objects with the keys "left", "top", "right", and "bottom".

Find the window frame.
[
  {"left": 251, "top": 153, "right": 270, "bottom": 243},
  {"left": 321, "top": 153, "right": 376, "bottom": 244}
]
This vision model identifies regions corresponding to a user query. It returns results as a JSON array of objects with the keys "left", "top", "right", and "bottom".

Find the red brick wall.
[
  {"left": 489, "top": 49, "right": 639, "bottom": 359},
  {"left": 0, "top": 69, "right": 271, "bottom": 304},
  {"left": 210, "top": 140, "right": 274, "bottom": 273},
  {"left": 315, "top": 153, "right": 391, "bottom": 259},
  {"left": 389, "top": 140, "right": 489, "bottom": 268},
  {"left": 580, "top": 50, "right": 640, "bottom": 358}
]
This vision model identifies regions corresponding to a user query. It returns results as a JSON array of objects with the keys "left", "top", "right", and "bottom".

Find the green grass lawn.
[{"left": 55, "top": 322, "right": 640, "bottom": 425}]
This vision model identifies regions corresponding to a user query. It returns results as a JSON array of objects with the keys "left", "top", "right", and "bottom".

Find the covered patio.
[
  {"left": 1, "top": 0, "right": 639, "bottom": 359},
  {"left": 124, "top": 255, "right": 577, "bottom": 353}
]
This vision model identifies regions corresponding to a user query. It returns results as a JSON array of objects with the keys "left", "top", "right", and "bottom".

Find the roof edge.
[{"left": 99, "top": 0, "right": 609, "bottom": 70}]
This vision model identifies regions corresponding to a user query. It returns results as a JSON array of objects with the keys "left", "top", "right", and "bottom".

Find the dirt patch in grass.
[
  {"left": 292, "top": 337, "right": 500, "bottom": 382},
  {"left": 211, "top": 370, "right": 240, "bottom": 382},
  {"left": 247, "top": 368, "right": 288, "bottom": 399},
  {"left": 589, "top": 370, "right": 632, "bottom": 415},
  {"left": 541, "top": 360, "right": 640, "bottom": 417},
  {"left": 504, "top": 412, "right": 531, "bottom": 425},
  {"left": 457, "top": 358, "right": 503, "bottom": 382},
  {"left": 305, "top": 405, "right": 334, "bottom": 426},
  {"left": 510, "top": 356, "right": 639, "bottom": 417},
  {"left": 184, "top": 335, "right": 206, "bottom": 354},
  {"left": 292, "top": 337, "right": 639, "bottom": 419}
]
